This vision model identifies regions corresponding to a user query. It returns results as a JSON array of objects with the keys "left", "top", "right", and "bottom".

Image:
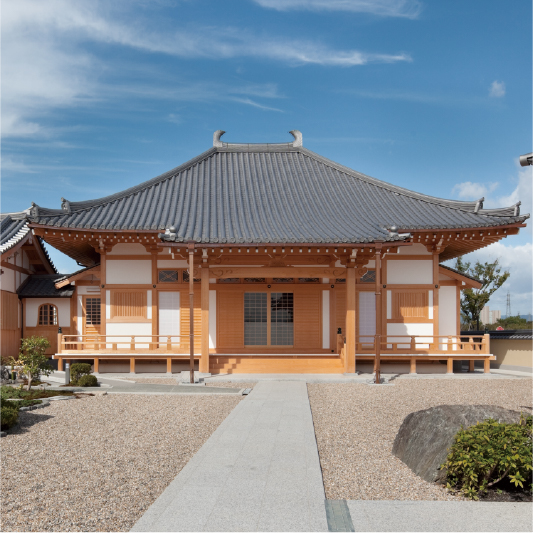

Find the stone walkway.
[{"left": 131, "top": 381, "right": 328, "bottom": 532}]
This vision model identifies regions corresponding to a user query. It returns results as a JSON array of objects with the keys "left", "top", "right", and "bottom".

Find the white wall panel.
[
  {"left": 322, "top": 290, "right": 330, "bottom": 349},
  {"left": 387, "top": 260, "right": 432, "bottom": 284},
  {"left": 359, "top": 292, "right": 375, "bottom": 342},
  {"left": 26, "top": 298, "right": 71, "bottom": 328},
  {"left": 386, "top": 291, "right": 392, "bottom": 319},
  {"left": 209, "top": 290, "right": 217, "bottom": 349},
  {"left": 387, "top": 322, "right": 434, "bottom": 349},
  {"left": 107, "top": 243, "right": 149, "bottom": 255},
  {"left": 398, "top": 243, "right": 431, "bottom": 255},
  {"left": 147, "top": 290, "right": 152, "bottom": 319},
  {"left": 159, "top": 292, "right": 180, "bottom": 343},
  {"left": 77, "top": 286, "right": 101, "bottom": 295},
  {"left": 106, "top": 260, "right": 151, "bottom": 284},
  {"left": 1, "top": 268, "right": 16, "bottom": 293},
  {"left": 439, "top": 286, "right": 457, "bottom": 336},
  {"left": 106, "top": 290, "right": 111, "bottom": 319},
  {"left": 428, "top": 290, "right": 433, "bottom": 319},
  {"left": 106, "top": 323, "right": 152, "bottom": 348}
]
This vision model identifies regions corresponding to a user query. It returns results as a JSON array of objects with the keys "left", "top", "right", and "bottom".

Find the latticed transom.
[
  {"left": 38, "top": 304, "right": 58, "bottom": 326},
  {"left": 158, "top": 270, "right": 179, "bottom": 283}
]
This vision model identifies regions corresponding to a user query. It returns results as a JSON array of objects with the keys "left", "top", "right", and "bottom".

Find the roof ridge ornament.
[
  {"left": 289, "top": 130, "right": 303, "bottom": 147},
  {"left": 474, "top": 197, "right": 484, "bottom": 214},
  {"left": 213, "top": 130, "right": 226, "bottom": 147},
  {"left": 514, "top": 202, "right": 521, "bottom": 217},
  {"left": 61, "top": 197, "right": 71, "bottom": 214}
]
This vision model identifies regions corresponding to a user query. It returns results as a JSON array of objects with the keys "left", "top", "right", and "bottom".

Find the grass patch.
[{"left": 1, "top": 385, "right": 75, "bottom": 401}]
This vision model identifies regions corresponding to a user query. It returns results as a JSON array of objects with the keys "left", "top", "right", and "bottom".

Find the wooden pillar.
[
  {"left": 200, "top": 265, "right": 210, "bottom": 373},
  {"left": 57, "top": 357, "right": 63, "bottom": 371},
  {"left": 446, "top": 358, "right": 453, "bottom": 374},
  {"left": 152, "top": 251, "right": 159, "bottom": 349},
  {"left": 188, "top": 244, "right": 195, "bottom": 383},
  {"left": 94, "top": 358, "right": 99, "bottom": 373},
  {"left": 345, "top": 267, "right": 356, "bottom": 373},
  {"left": 57, "top": 332, "right": 63, "bottom": 354},
  {"left": 433, "top": 253, "right": 439, "bottom": 341},
  {"left": 130, "top": 358, "right": 136, "bottom": 374},
  {"left": 410, "top": 357, "right": 417, "bottom": 374},
  {"left": 469, "top": 359, "right": 475, "bottom": 372},
  {"left": 100, "top": 251, "right": 106, "bottom": 340},
  {"left": 483, "top": 358, "right": 491, "bottom": 373},
  {"left": 374, "top": 246, "right": 382, "bottom": 383},
  {"left": 167, "top": 358, "right": 172, "bottom": 374}
]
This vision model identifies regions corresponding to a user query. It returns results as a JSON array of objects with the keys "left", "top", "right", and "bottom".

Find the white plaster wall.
[
  {"left": 26, "top": 298, "right": 71, "bottom": 327},
  {"left": 157, "top": 260, "right": 189, "bottom": 268},
  {"left": 428, "top": 290, "right": 433, "bottom": 319},
  {"left": 322, "top": 290, "right": 330, "bottom": 349},
  {"left": 439, "top": 273, "right": 453, "bottom": 280},
  {"left": 439, "top": 286, "right": 457, "bottom": 336},
  {"left": 387, "top": 260, "right": 432, "bottom": 284},
  {"left": 106, "top": 322, "right": 152, "bottom": 348},
  {"left": 1, "top": 268, "right": 16, "bottom": 293},
  {"left": 387, "top": 322, "right": 434, "bottom": 349},
  {"left": 106, "top": 260, "right": 151, "bottom": 284},
  {"left": 107, "top": 243, "right": 149, "bottom": 255},
  {"left": 77, "top": 287, "right": 101, "bottom": 295},
  {"left": 147, "top": 290, "right": 152, "bottom": 319},
  {"left": 209, "top": 290, "right": 216, "bottom": 349},
  {"left": 398, "top": 243, "right": 431, "bottom": 255}
]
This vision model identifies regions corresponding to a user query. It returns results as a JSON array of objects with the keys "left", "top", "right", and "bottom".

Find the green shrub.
[
  {"left": 70, "top": 363, "right": 92, "bottom": 384},
  {"left": 442, "top": 416, "right": 532, "bottom": 499},
  {"left": 1, "top": 403, "right": 19, "bottom": 430},
  {"left": 77, "top": 374, "right": 98, "bottom": 387}
]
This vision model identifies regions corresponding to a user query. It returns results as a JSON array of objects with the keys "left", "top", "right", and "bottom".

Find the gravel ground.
[
  {"left": 122, "top": 377, "right": 179, "bottom": 385},
  {"left": 1, "top": 394, "right": 242, "bottom": 532},
  {"left": 308, "top": 378, "right": 533, "bottom": 501}
]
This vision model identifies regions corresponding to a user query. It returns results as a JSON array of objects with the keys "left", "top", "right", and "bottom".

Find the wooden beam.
[
  {"left": 200, "top": 266, "right": 210, "bottom": 373},
  {"left": 55, "top": 265, "right": 101, "bottom": 288},
  {"left": 0, "top": 261, "right": 32, "bottom": 275},
  {"left": 210, "top": 267, "right": 347, "bottom": 279}
]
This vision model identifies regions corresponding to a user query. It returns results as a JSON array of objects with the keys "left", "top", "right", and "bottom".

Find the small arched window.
[{"left": 38, "top": 304, "right": 58, "bottom": 326}]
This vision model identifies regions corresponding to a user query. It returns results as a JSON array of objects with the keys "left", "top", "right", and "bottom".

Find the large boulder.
[{"left": 392, "top": 405, "right": 522, "bottom": 484}]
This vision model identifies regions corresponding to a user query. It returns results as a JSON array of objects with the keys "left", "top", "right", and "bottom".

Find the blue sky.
[{"left": 2, "top": 0, "right": 532, "bottom": 315}]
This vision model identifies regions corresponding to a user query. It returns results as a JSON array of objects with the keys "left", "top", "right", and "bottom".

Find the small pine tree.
[{"left": 12, "top": 336, "right": 53, "bottom": 391}]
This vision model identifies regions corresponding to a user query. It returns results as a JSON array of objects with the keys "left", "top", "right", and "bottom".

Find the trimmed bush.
[
  {"left": 1, "top": 403, "right": 19, "bottom": 430},
  {"left": 70, "top": 363, "right": 92, "bottom": 384},
  {"left": 442, "top": 416, "right": 532, "bottom": 499},
  {"left": 77, "top": 374, "right": 98, "bottom": 387}
]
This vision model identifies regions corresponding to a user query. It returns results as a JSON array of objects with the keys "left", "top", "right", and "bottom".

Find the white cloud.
[
  {"left": 252, "top": 0, "right": 422, "bottom": 18},
  {"left": 449, "top": 242, "right": 532, "bottom": 316},
  {"left": 452, "top": 181, "right": 499, "bottom": 200},
  {"left": 231, "top": 98, "right": 284, "bottom": 112},
  {"left": 498, "top": 165, "right": 532, "bottom": 216},
  {"left": 489, "top": 80, "right": 505, "bottom": 98},
  {"left": 1, "top": 0, "right": 411, "bottom": 138}
]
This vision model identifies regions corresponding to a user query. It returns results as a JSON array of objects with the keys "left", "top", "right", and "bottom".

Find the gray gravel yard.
[
  {"left": 1, "top": 394, "right": 242, "bottom": 532},
  {"left": 308, "top": 378, "right": 533, "bottom": 501},
  {"left": 121, "top": 378, "right": 256, "bottom": 389}
]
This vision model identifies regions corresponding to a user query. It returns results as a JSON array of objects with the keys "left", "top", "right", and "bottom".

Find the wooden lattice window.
[
  {"left": 85, "top": 298, "right": 101, "bottom": 325},
  {"left": 218, "top": 278, "right": 241, "bottom": 283},
  {"left": 158, "top": 270, "right": 179, "bottom": 283},
  {"left": 298, "top": 278, "right": 319, "bottom": 283},
  {"left": 111, "top": 291, "right": 146, "bottom": 319},
  {"left": 392, "top": 290, "right": 428, "bottom": 320},
  {"left": 38, "top": 304, "right": 58, "bottom": 326},
  {"left": 182, "top": 271, "right": 200, "bottom": 283},
  {"left": 272, "top": 278, "right": 294, "bottom": 283}
]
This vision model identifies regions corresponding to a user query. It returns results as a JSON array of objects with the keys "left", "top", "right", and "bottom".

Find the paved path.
[
  {"left": 131, "top": 381, "right": 327, "bottom": 532},
  {"left": 346, "top": 500, "right": 533, "bottom": 532}
]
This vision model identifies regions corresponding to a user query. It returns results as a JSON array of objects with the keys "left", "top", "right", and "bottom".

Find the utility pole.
[{"left": 506, "top": 291, "right": 512, "bottom": 318}]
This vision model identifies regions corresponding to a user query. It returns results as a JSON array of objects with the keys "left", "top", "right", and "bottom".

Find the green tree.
[
  {"left": 11, "top": 336, "right": 53, "bottom": 391},
  {"left": 454, "top": 257, "right": 509, "bottom": 331}
]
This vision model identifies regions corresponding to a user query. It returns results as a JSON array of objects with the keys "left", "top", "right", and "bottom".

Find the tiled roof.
[
  {"left": 1, "top": 213, "right": 31, "bottom": 253},
  {"left": 54, "top": 264, "right": 100, "bottom": 285},
  {"left": 27, "top": 133, "right": 529, "bottom": 244},
  {"left": 1, "top": 211, "right": 57, "bottom": 272},
  {"left": 439, "top": 264, "right": 482, "bottom": 284},
  {"left": 17, "top": 275, "right": 74, "bottom": 298},
  {"left": 462, "top": 330, "right": 532, "bottom": 340}
]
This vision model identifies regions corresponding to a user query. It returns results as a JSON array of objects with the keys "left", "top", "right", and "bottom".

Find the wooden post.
[
  {"left": 57, "top": 331, "right": 63, "bottom": 354},
  {"left": 374, "top": 246, "right": 382, "bottom": 384},
  {"left": 446, "top": 358, "right": 453, "bottom": 374},
  {"left": 130, "top": 358, "right": 136, "bottom": 374},
  {"left": 337, "top": 333, "right": 344, "bottom": 355},
  {"left": 345, "top": 268, "right": 356, "bottom": 373},
  {"left": 57, "top": 357, "right": 63, "bottom": 371},
  {"left": 100, "top": 251, "right": 106, "bottom": 342},
  {"left": 410, "top": 357, "right": 417, "bottom": 374},
  {"left": 167, "top": 358, "right": 172, "bottom": 374},
  {"left": 94, "top": 358, "right": 99, "bottom": 373},
  {"left": 200, "top": 265, "right": 210, "bottom": 373},
  {"left": 469, "top": 360, "right": 475, "bottom": 372},
  {"left": 188, "top": 243, "right": 195, "bottom": 383},
  {"left": 483, "top": 358, "right": 491, "bottom": 373},
  {"left": 483, "top": 333, "right": 490, "bottom": 354}
]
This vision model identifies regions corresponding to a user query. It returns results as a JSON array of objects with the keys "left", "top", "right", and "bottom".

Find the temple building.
[{"left": 2, "top": 131, "right": 528, "bottom": 375}]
